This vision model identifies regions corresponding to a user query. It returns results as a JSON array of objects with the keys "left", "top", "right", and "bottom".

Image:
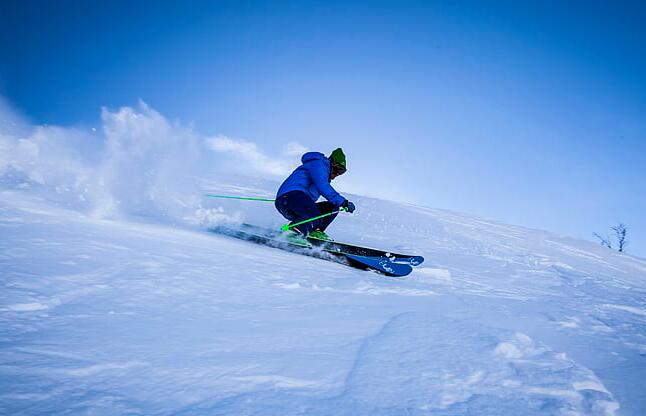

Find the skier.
[{"left": 275, "top": 148, "right": 356, "bottom": 242}]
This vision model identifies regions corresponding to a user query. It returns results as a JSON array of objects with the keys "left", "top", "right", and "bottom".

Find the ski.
[
  {"left": 209, "top": 224, "right": 416, "bottom": 277},
  {"left": 237, "top": 223, "right": 423, "bottom": 265}
]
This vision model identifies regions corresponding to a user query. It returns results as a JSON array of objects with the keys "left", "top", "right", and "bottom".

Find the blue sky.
[{"left": 1, "top": 0, "right": 645, "bottom": 256}]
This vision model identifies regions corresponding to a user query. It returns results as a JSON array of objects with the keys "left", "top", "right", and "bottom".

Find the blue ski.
[
  {"left": 210, "top": 224, "right": 419, "bottom": 277},
  {"left": 343, "top": 254, "right": 413, "bottom": 277}
]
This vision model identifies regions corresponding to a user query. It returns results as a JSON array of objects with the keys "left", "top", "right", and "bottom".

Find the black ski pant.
[{"left": 275, "top": 190, "right": 338, "bottom": 235}]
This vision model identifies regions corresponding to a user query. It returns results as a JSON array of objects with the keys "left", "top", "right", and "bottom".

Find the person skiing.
[{"left": 275, "top": 148, "right": 356, "bottom": 242}]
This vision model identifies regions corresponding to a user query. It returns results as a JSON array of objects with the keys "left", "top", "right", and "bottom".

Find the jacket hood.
[{"left": 301, "top": 152, "right": 328, "bottom": 164}]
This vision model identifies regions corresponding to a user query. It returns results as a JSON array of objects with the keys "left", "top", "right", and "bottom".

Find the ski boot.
[
  {"left": 307, "top": 229, "right": 334, "bottom": 242},
  {"left": 283, "top": 229, "right": 312, "bottom": 247}
]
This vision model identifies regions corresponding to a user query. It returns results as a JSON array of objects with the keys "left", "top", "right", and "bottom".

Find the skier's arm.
[{"left": 306, "top": 160, "right": 346, "bottom": 207}]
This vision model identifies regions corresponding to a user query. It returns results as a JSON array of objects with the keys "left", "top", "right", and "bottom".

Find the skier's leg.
[
  {"left": 276, "top": 191, "right": 321, "bottom": 235},
  {"left": 290, "top": 194, "right": 322, "bottom": 234},
  {"left": 275, "top": 193, "right": 297, "bottom": 221},
  {"left": 315, "top": 201, "right": 338, "bottom": 231}
]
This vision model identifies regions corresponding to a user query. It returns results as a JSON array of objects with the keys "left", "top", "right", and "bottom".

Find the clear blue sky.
[{"left": 1, "top": 0, "right": 645, "bottom": 256}]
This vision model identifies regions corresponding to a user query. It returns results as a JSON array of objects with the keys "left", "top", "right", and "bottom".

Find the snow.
[
  {"left": 3, "top": 188, "right": 645, "bottom": 415},
  {"left": 5, "top": 303, "right": 49, "bottom": 312},
  {"left": 2, "top": 103, "right": 646, "bottom": 415}
]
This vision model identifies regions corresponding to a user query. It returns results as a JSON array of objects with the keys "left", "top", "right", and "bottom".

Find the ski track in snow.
[{"left": 2, "top": 186, "right": 646, "bottom": 415}]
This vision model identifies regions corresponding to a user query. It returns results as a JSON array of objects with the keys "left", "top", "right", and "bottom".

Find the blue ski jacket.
[{"left": 276, "top": 152, "right": 346, "bottom": 207}]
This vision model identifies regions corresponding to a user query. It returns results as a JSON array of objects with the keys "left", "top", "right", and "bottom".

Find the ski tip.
[
  {"left": 344, "top": 254, "right": 413, "bottom": 277},
  {"left": 406, "top": 256, "right": 425, "bottom": 266}
]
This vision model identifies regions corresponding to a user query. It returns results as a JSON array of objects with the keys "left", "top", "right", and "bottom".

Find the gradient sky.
[{"left": 1, "top": 0, "right": 645, "bottom": 256}]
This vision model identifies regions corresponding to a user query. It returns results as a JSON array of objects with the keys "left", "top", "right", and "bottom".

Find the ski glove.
[{"left": 342, "top": 200, "right": 356, "bottom": 213}]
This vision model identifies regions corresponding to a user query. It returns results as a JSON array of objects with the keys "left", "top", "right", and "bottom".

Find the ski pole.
[
  {"left": 281, "top": 208, "right": 348, "bottom": 232},
  {"left": 204, "top": 193, "right": 348, "bottom": 231},
  {"left": 204, "top": 193, "right": 275, "bottom": 202}
]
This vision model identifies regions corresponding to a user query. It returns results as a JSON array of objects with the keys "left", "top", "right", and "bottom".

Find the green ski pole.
[
  {"left": 281, "top": 208, "right": 348, "bottom": 232},
  {"left": 204, "top": 193, "right": 348, "bottom": 232},
  {"left": 204, "top": 193, "right": 275, "bottom": 202}
]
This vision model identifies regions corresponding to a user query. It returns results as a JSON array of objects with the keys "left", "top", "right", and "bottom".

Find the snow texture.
[{"left": 1, "top": 103, "right": 645, "bottom": 415}]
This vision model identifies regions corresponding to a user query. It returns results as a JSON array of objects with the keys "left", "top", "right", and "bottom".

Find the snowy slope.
[
  {"left": 2, "top": 103, "right": 645, "bottom": 415},
  {"left": 2, "top": 182, "right": 646, "bottom": 415}
]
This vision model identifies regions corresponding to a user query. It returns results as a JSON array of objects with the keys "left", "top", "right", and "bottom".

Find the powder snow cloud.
[{"left": 0, "top": 98, "right": 306, "bottom": 225}]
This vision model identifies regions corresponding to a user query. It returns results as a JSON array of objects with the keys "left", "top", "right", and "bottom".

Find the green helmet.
[{"left": 329, "top": 148, "right": 347, "bottom": 172}]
